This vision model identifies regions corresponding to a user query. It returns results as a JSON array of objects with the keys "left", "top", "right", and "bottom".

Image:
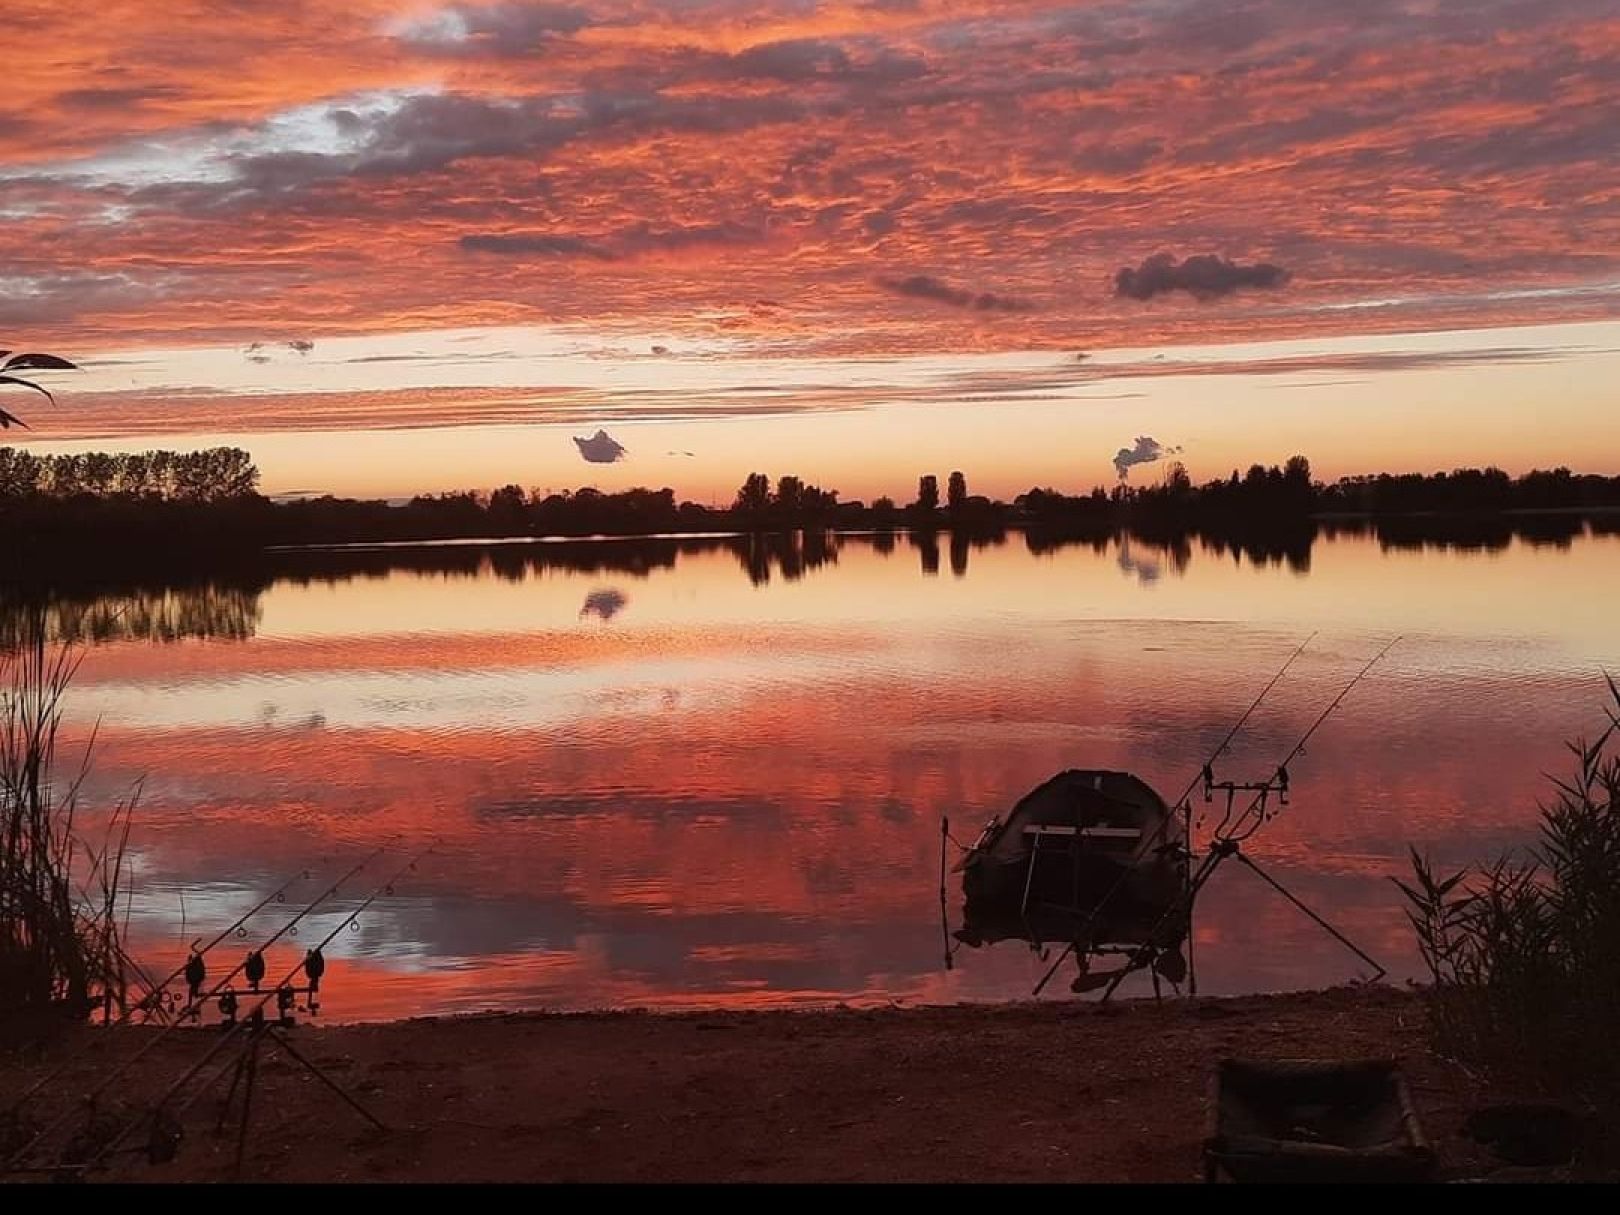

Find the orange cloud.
[{"left": 0, "top": 1, "right": 1616, "bottom": 358}]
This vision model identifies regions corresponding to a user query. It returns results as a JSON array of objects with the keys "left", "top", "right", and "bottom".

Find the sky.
[{"left": 3, "top": 0, "right": 1619, "bottom": 499}]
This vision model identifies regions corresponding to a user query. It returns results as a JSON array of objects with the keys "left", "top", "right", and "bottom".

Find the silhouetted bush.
[{"left": 1398, "top": 682, "right": 1620, "bottom": 1163}]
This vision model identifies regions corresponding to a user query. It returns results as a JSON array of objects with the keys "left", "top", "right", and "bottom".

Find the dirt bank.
[{"left": 3, "top": 987, "right": 1519, "bottom": 1183}]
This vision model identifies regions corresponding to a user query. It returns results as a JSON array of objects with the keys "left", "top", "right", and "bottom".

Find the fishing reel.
[
  {"left": 195, "top": 945, "right": 330, "bottom": 1029},
  {"left": 210, "top": 983, "right": 307, "bottom": 1030}
]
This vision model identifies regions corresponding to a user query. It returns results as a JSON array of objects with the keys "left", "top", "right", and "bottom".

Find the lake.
[{"left": 34, "top": 520, "right": 1620, "bottom": 1020}]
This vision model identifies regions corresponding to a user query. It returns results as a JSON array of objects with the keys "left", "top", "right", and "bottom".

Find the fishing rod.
[
  {"left": 83, "top": 843, "right": 435, "bottom": 1175},
  {"left": 1207, "top": 634, "right": 1403, "bottom": 848},
  {"left": 3, "top": 849, "right": 382, "bottom": 1174},
  {"left": 1166, "top": 631, "right": 1321, "bottom": 816},
  {"left": 172, "top": 848, "right": 383, "bottom": 1022},
  {"left": 1093, "top": 635, "right": 1402, "bottom": 1002},
  {"left": 1, "top": 865, "right": 314, "bottom": 1126},
  {"left": 170, "top": 844, "right": 435, "bottom": 1118},
  {"left": 141, "top": 866, "right": 313, "bottom": 1021},
  {"left": 1030, "top": 632, "right": 1318, "bottom": 996}
]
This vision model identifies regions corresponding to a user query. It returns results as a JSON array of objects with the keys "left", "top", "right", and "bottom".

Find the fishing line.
[
  {"left": 1094, "top": 635, "right": 1403, "bottom": 1001},
  {"left": 1218, "top": 634, "right": 1403, "bottom": 846},
  {"left": 1029, "top": 632, "right": 1317, "bottom": 995}
]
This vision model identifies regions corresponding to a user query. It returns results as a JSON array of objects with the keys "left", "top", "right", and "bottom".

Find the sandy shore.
[{"left": 3, "top": 987, "right": 1519, "bottom": 1183}]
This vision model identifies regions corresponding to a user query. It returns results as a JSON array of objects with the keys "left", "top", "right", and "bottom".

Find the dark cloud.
[
  {"left": 1156, "top": 345, "right": 1579, "bottom": 378},
  {"left": 186, "top": 93, "right": 576, "bottom": 204},
  {"left": 0, "top": 272, "right": 164, "bottom": 326},
  {"left": 1115, "top": 253, "right": 1291, "bottom": 301},
  {"left": 55, "top": 84, "right": 187, "bottom": 109},
  {"left": 1074, "top": 136, "right": 1166, "bottom": 176},
  {"left": 876, "top": 274, "right": 1033, "bottom": 312},
  {"left": 243, "top": 339, "right": 314, "bottom": 362},
  {"left": 616, "top": 221, "right": 762, "bottom": 255},
  {"left": 459, "top": 222, "right": 760, "bottom": 261},
  {"left": 1113, "top": 435, "right": 1182, "bottom": 480},
  {"left": 861, "top": 208, "right": 899, "bottom": 237},
  {"left": 395, "top": 3, "right": 592, "bottom": 57},
  {"left": 573, "top": 428, "right": 627, "bottom": 463},
  {"left": 114, "top": 88, "right": 816, "bottom": 215},
  {"left": 460, "top": 232, "right": 616, "bottom": 260},
  {"left": 721, "top": 37, "right": 928, "bottom": 84},
  {"left": 730, "top": 38, "right": 858, "bottom": 81}
]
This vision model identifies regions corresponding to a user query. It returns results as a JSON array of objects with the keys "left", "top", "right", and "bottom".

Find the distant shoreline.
[{"left": 7, "top": 445, "right": 1620, "bottom": 567}]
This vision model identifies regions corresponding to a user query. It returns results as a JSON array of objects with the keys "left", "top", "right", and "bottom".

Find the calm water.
[{"left": 40, "top": 524, "right": 1620, "bottom": 1020}]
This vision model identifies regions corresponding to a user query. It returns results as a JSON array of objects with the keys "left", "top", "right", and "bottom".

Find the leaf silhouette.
[
  {"left": 0, "top": 406, "right": 30, "bottom": 429},
  {"left": 0, "top": 373, "right": 54, "bottom": 403},
  {"left": 3, "top": 352, "right": 77, "bottom": 371}
]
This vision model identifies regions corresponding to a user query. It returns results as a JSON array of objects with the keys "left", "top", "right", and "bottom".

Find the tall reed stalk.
[{"left": 1, "top": 618, "right": 136, "bottom": 1028}]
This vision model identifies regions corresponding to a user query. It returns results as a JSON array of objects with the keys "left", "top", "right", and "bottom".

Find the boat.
[{"left": 951, "top": 769, "right": 1190, "bottom": 991}]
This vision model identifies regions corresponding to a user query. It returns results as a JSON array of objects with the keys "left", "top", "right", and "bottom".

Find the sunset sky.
[{"left": 4, "top": 0, "right": 1619, "bottom": 499}]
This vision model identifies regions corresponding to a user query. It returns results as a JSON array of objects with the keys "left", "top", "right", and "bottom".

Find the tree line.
[
  {"left": 6, "top": 447, "right": 1620, "bottom": 571},
  {"left": 1013, "top": 457, "right": 1620, "bottom": 523},
  {"left": 0, "top": 446, "right": 259, "bottom": 503}
]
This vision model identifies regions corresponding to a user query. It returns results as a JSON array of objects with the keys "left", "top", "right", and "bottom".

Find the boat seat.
[
  {"left": 1022, "top": 825, "right": 1141, "bottom": 840},
  {"left": 1016, "top": 823, "right": 1145, "bottom": 934}
]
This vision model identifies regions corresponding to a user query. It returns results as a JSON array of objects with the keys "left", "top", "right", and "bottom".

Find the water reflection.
[
  {"left": 0, "top": 583, "right": 265, "bottom": 647},
  {"left": 10, "top": 514, "right": 1613, "bottom": 648},
  {"left": 734, "top": 530, "right": 841, "bottom": 586},
  {"left": 1116, "top": 537, "right": 1168, "bottom": 585},
  {"left": 25, "top": 518, "right": 1620, "bottom": 1021},
  {"left": 579, "top": 588, "right": 629, "bottom": 622}
]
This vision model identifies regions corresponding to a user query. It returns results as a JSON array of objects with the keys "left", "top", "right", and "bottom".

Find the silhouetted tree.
[
  {"left": 775, "top": 475, "right": 804, "bottom": 515},
  {"left": 488, "top": 483, "right": 528, "bottom": 533},
  {"left": 916, "top": 475, "right": 939, "bottom": 512},
  {"left": 909, "top": 474, "right": 940, "bottom": 527},
  {"left": 0, "top": 446, "right": 259, "bottom": 503},
  {"left": 947, "top": 470, "right": 968, "bottom": 514},
  {"left": 734, "top": 472, "right": 772, "bottom": 516}
]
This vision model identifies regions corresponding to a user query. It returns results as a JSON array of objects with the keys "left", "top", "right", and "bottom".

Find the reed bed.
[
  {"left": 1, "top": 621, "right": 138, "bottom": 1031},
  {"left": 1400, "top": 678, "right": 1620, "bottom": 1160}
]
